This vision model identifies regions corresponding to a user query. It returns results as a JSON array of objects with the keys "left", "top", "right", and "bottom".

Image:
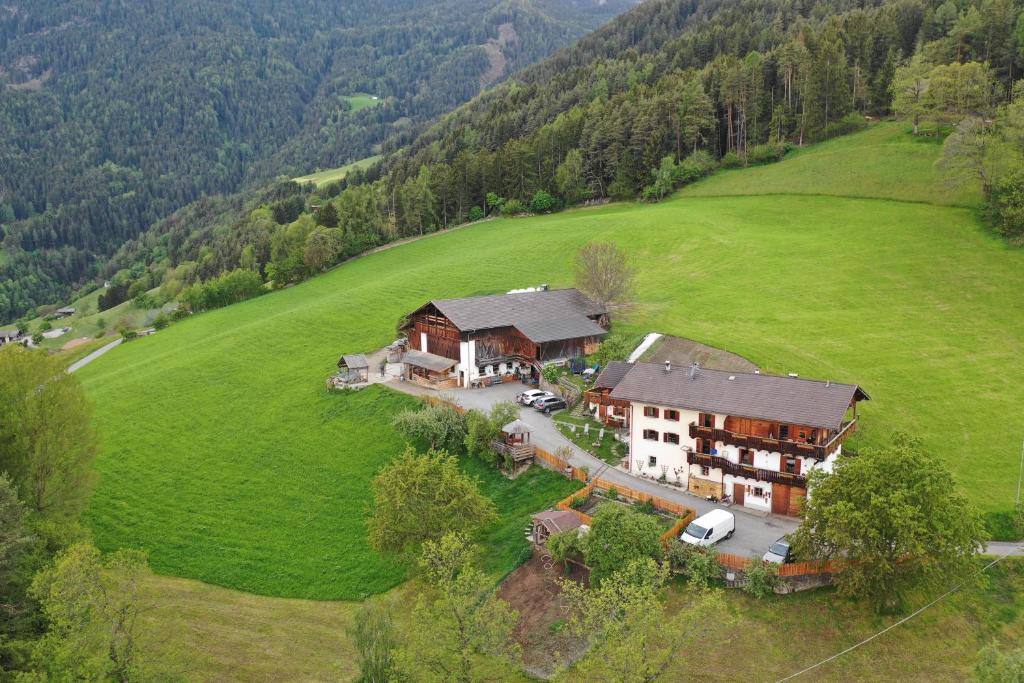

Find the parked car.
[
  {"left": 680, "top": 509, "right": 735, "bottom": 546},
  {"left": 517, "top": 389, "right": 552, "bottom": 406},
  {"left": 762, "top": 536, "right": 793, "bottom": 564},
  {"left": 533, "top": 396, "right": 567, "bottom": 414}
]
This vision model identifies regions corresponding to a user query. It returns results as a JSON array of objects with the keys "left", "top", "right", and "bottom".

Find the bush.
[
  {"left": 152, "top": 312, "right": 171, "bottom": 330},
  {"left": 983, "top": 509, "right": 1024, "bottom": 541},
  {"left": 743, "top": 560, "right": 779, "bottom": 599},
  {"left": 468, "top": 205, "right": 485, "bottom": 221},
  {"left": 990, "top": 169, "right": 1024, "bottom": 241},
  {"left": 666, "top": 540, "right": 721, "bottom": 588},
  {"left": 821, "top": 113, "right": 868, "bottom": 140},
  {"left": 605, "top": 486, "right": 618, "bottom": 501},
  {"left": 529, "top": 190, "right": 557, "bottom": 213},
  {"left": 500, "top": 199, "right": 528, "bottom": 216},
  {"left": 677, "top": 150, "right": 717, "bottom": 184},
  {"left": 180, "top": 269, "right": 265, "bottom": 313},
  {"left": 747, "top": 143, "right": 787, "bottom": 165},
  {"left": 720, "top": 152, "right": 743, "bottom": 169},
  {"left": 570, "top": 494, "right": 588, "bottom": 510},
  {"left": 119, "top": 327, "right": 138, "bottom": 341}
]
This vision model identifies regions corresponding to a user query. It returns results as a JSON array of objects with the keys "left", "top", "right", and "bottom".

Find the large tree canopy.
[
  {"left": 794, "top": 432, "right": 987, "bottom": 612},
  {"left": 0, "top": 347, "right": 97, "bottom": 520}
]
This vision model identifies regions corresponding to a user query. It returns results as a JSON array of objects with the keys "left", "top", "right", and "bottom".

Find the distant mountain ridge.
[{"left": 0, "top": 0, "right": 638, "bottom": 320}]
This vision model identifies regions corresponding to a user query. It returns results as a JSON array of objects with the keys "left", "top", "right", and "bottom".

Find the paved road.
[
  {"left": 391, "top": 380, "right": 799, "bottom": 557},
  {"left": 66, "top": 338, "right": 122, "bottom": 373},
  {"left": 985, "top": 541, "right": 1024, "bottom": 557}
]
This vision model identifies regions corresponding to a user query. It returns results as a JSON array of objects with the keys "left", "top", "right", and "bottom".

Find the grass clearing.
[
  {"left": 293, "top": 154, "right": 383, "bottom": 187},
  {"left": 78, "top": 121, "right": 1024, "bottom": 601},
  {"left": 341, "top": 93, "right": 380, "bottom": 113}
]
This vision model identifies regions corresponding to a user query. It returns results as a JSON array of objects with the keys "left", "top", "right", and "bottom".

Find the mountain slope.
[
  {"left": 76, "top": 124, "right": 1022, "bottom": 602},
  {"left": 0, "top": 0, "right": 637, "bottom": 319}
]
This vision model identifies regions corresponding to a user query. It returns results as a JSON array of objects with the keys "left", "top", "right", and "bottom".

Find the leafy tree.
[
  {"left": 574, "top": 241, "right": 636, "bottom": 312},
  {"left": 467, "top": 206, "right": 485, "bottom": 221},
  {"left": 29, "top": 543, "right": 175, "bottom": 681},
  {"left": 555, "top": 149, "right": 588, "bottom": 205},
  {"left": 583, "top": 503, "right": 663, "bottom": 584},
  {"left": 589, "top": 334, "right": 635, "bottom": 367},
  {"left": 303, "top": 226, "right": 344, "bottom": 271},
  {"left": 794, "top": 432, "right": 987, "bottom": 612},
  {"left": 0, "top": 474, "right": 33, "bottom": 602},
  {"left": 317, "top": 202, "right": 340, "bottom": 228},
  {"left": 368, "top": 448, "right": 497, "bottom": 555},
  {"left": 397, "top": 533, "right": 520, "bottom": 682},
  {"left": 463, "top": 402, "right": 520, "bottom": 463},
  {"left": 0, "top": 348, "right": 97, "bottom": 519},
  {"left": 546, "top": 529, "right": 582, "bottom": 569},
  {"left": 351, "top": 603, "right": 401, "bottom": 683},
  {"left": 392, "top": 404, "right": 468, "bottom": 452},
  {"left": 645, "top": 155, "right": 681, "bottom": 200},
  {"left": 666, "top": 539, "right": 721, "bottom": 589},
  {"left": 562, "top": 557, "right": 728, "bottom": 682},
  {"left": 975, "top": 641, "right": 1024, "bottom": 682}
]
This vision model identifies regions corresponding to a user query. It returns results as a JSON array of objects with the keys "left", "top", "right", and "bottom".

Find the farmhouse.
[
  {"left": 593, "top": 361, "right": 868, "bottom": 516},
  {"left": 399, "top": 288, "right": 608, "bottom": 388},
  {"left": 56, "top": 307, "right": 76, "bottom": 317}
]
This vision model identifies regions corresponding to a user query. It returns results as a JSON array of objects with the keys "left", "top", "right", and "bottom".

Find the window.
[
  {"left": 699, "top": 413, "right": 714, "bottom": 428},
  {"left": 648, "top": 456, "right": 657, "bottom": 467},
  {"left": 739, "top": 449, "right": 754, "bottom": 466},
  {"left": 779, "top": 425, "right": 790, "bottom": 440},
  {"left": 643, "top": 429, "right": 659, "bottom": 441},
  {"left": 784, "top": 458, "right": 799, "bottom": 474},
  {"left": 698, "top": 438, "right": 712, "bottom": 455},
  {"left": 643, "top": 406, "right": 660, "bottom": 418},
  {"left": 663, "top": 432, "right": 680, "bottom": 445},
  {"left": 700, "top": 466, "right": 710, "bottom": 477},
  {"left": 664, "top": 409, "right": 680, "bottom": 421},
  {"left": 753, "top": 487, "right": 765, "bottom": 498}
]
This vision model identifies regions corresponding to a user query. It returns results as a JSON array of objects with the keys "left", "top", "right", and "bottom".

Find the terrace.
[{"left": 686, "top": 451, "right": 808, "bottom": 487}]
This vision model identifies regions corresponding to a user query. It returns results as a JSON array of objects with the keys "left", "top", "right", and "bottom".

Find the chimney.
[
  {"left": 826, "top": 379, "right": 831, "bottom": 388},
  {"left": 665, "top": 360, "right": 671, "bottom": 373},
  {"left": 689, "top": 362, "right": 698, "bottom": 380}
]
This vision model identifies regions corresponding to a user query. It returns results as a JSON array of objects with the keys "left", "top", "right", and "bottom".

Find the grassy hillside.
[
  {"left": 78, "top": 123, "right": 1023, "bottom": 601},
  {"left": 293, "top": 155, "right": 383, "bottom": 187}
]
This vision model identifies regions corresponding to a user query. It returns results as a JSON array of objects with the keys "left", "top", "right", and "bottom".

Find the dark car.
[
  {"left": 762, "top": 536, "right": 793, "bottom": 564},
  {"left": 533, "top": 396, "right": 567, "bottom": 414}
]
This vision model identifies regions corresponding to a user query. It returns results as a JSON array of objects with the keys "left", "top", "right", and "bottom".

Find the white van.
[{"left": 680, "top": 509, "right": 735, "bottom": 546}]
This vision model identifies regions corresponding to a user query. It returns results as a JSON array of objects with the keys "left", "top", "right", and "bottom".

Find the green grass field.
[
  {"left": 293, "top": 155, "right": 383, "bottom": 187},
  {"left": 342, "top": 93, "right": 380, "bottom": 113},
  {"left": 78, "top": 122, "right": 1024, "bottom": 602}
]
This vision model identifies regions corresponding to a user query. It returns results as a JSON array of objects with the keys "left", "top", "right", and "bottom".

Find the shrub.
[
  {"left": 989, "top": 169, "right": 1024, "bottom": 241},
  {"left": 152, "top": 312, "right": 171, "bottom": 330},
  {"left": 983, "top": 509, "right": 1024, "bottom": 541},
  {"left": 666, "top": 540, "right": 721, "bottom": 588},
  {"left": 529, "top": 190, "right": 557, "bottom": 214},
  {"left": 605, "top": 486, "right": 618, "bottom": 501},
  {"left": 468, "top": 205, "right": 485, "bottom": 221},
  {"left": 747, "top": 143, "right": 787, "bottom": 165},
  {"left": 720, "top": 151, "right": 743, "bottom": 169},
  {"left": 821, "top": 112, "right": 868, "bottom": 140},
  {"left": 500, "top": 199, "right": 528, "bottom": 216},
  {"left": 180, "top": 269, "right": 265, "bottom": 313},
  {"left": 119, "top": 328, "right": 138, "bottom": 341},
  {"left": 633, "top": 498, "right": 656, "bottom": 515},
  {"left": 677, "top": 150, "right": 717, "bottom": 183},
  {"left": 743, "top": 560, "right": 780, "bottom": 598},
  {"left": 570, "top": 494, "right": 588, "bottom": 510}
]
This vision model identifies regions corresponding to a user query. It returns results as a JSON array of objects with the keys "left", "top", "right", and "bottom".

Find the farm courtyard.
[{"left": 76, "top": 124, "right": 1023, "bottom": 605}]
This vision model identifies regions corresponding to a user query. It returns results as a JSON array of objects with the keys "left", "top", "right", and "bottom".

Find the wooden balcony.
[
  {"left": 686, "top": 452, "right": 807, "bottom": 487},
  {"left": 688, "top": 419, "right": 857, "bottom": 461}
]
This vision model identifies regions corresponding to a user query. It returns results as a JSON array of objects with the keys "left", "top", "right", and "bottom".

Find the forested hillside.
[
  {"left": 107, "top": 0, "right": 1022, "bottom": 306},
  {"left": 0, "top": 0, "right": 635, "bottom": 320}
]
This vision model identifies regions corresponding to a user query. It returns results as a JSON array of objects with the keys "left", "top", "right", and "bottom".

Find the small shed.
[
  {"left": 531, "top": 509, "right": 583, "bottom": 545},
  {"left": 56, "top": 307, "right": 76, "bottom": 317},
  {"left": 402, "top": 349, "right": 457, "bottom": 382},
  {"left": 337, "top": 353, "right": 370, "bottom": 383}
]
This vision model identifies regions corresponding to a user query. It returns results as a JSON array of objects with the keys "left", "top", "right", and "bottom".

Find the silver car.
[
  {"left": 517, "top": 389, "right": 553, "bottom": 406},
  {"left": 762, "top": 537, "right": 792, "bottom": 564}
]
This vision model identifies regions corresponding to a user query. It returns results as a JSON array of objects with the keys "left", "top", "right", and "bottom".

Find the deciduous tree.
[
  {"left": 368, "top": 448, "right": 497, "bottom": 555},
  {"left": 794, "top": 432, "right": 987, "bottom": 612},
  {"left": 574, "top": 241, "right": 636, "bottom": 313},
  {"left": 583, "top": 503, "right": 663, "bottom": 584},
  {"left": 392, "top": 404, "right": 468, "bottom": 452}
]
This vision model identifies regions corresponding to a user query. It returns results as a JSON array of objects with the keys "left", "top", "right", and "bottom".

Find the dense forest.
[
  {"left": 102, "top": 0, "right": 1023, "bottom": 306},
  {"left": 0, "top": 0, "right": 636, "bottom": 320}
]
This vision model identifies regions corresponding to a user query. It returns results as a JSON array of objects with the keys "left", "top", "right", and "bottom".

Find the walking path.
[{"left": 67, "top": 338, "right": 122, "bottom": 373}]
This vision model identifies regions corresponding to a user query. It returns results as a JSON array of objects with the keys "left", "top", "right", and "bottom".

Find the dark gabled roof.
[
  {"left": 0, "top": 329, "right": 20, "bottom": 339},
  {"left": 593, "top": 361, "right": 633, "bottom": 390},
  {"left": 402, "top": 349, "right": 458, "bottom": 373},
  {"left": 424, "top": 288, "right": 607, "bottom": 343},
  {"left": 533, "top": 509, "right": 582, "bottom": 534},
  {"left": 610, "top": 363, "right": 869, "bottom": 430}
]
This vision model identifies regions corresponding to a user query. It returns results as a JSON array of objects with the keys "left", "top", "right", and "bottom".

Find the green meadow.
[
  {"left": 78, "top": 123, "right": 1024, "bottom": 599},
  {"left": 292, "top": 154, "right": 383, "bottom": 187}
]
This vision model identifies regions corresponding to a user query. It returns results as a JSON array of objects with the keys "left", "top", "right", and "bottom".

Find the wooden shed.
[
  {"left": 337, "top": 353, "right": 370, "bottom": 383},
  {"left": 531, "top": 509, "right": 582, "bottom": 545}
]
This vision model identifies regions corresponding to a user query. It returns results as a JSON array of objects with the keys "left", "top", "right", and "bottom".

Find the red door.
[{"left": 733, "top": 483, "right": 745, "bottom": 507}]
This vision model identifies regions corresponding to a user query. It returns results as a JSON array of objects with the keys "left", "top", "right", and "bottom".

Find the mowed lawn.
[{"left": 79, "top": 123, "right": 1024, "bottom": 599}]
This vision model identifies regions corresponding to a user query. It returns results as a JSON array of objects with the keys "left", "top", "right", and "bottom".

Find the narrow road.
[
  {"left": 66, "top": 338, "right": 122, "bottom": 373},
  {"left": 985, "top": 541, "right": 1024, "bottom": 557},
  {"left": 389, "top": 380, "right": 799, "bottom": 557}
]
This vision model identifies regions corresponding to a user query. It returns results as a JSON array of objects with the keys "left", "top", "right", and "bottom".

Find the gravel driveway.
[{"left": 392, "top": 380, "right": 799, "bottom": 557}]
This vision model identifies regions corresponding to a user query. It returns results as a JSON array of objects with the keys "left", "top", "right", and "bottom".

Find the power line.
[{"left": 774, "top": 546, "right": 1024, "bottom": 683}]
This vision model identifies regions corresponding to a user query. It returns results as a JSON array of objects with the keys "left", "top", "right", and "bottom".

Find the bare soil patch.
[{"left": 498, "top": 551, "right": 590, "bottom": 678}]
